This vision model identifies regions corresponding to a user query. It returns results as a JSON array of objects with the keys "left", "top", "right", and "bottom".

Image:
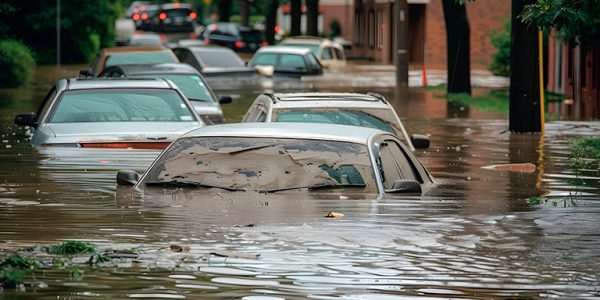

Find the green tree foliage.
[
  {"left": 520, "top": 0, "right": 600, "bottom": 42},
  {"left": 0, "top": 0, "right": 120, "bottom": 64},
  {"left": 489, "top": 19, "right": 511, "bottom": 76},
  {"left": 0, "top": 40, "right": 35, "bottom": 88}
]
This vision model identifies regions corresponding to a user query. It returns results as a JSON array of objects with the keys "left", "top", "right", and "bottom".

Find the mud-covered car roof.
[
  {"left": 179, "top": 122, "right": 387, "bottom": 144},
  {"left": 265, "top": 92, "right": 390, "bottom": 109},
  {"left": 253, "top": 46, "right": 313, "bottom": 55},
  {"left": 106, "top": 63, "right": 199, "bottom": 76},
  {"left": 59, "top": 78, "right": 173, "bottom": 91}
]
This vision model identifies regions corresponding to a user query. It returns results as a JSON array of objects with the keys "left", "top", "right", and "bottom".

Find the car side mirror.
[
  {"left": 79, "top": 68, "right": 94, "bottom": 77},
  {"left": 116, "top": 170, "right": 140, "bottom": 186},
  {"left": 219, "top": 95, "right": 232, "bottom": 104},
  {"left": 14, "top": 113, "right": 37, "bottom": 127},
  {"left": 386, "top": 180, "right": 422, "bottom": 194},
  {"left": 411, "top": 134, "right": 430, "bottom": 149}
]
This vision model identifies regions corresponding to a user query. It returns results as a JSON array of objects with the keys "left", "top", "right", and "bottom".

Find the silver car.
[
  {"left": 14, "top": 78, "right": 204, "bottom": 149},
  {"left": 116, "top": 123, "right": 435, "bottom": 197},
  {"left": 242, "top": 92, "right": 430, "bottom": 150}
]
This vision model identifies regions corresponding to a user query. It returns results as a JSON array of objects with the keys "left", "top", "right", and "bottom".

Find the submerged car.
[
  {"left": 241, "top": 92, "right": 430, "bottom": 150},
  {"left": 99, "top": 63, "right": 231, "bottom": 124},
  {"left": 116, "top": 123, "right": 434, "bottom": 197},
  {"left": 149, "top": 2, "right": 197, "bottom": 32},
  {"left": 14, "top": 78, "right": 203, "bottom": 149},
  {"left": 280, "top": 36, "right": 346, "bottom": 68},
  {"left": 173, "top": 46, "right": 257, "bottom": 77},
  {"left": 202, "top": 22, "right": 267, "bottom": 52},
  {"left": 248, "top": 46, "right": 323, "bottom": 76},
  {"left": 85, "top": 46, "right": 178, "bottom": 76}
]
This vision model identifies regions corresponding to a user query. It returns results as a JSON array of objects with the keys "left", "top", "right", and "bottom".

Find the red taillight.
[
  {"left": 260, "top": 41, "right": 268, "bottom": 47},
  {"left": 234, "top": 41, "right": 246, "bottom": 48},
  {"left": 159, "top": 12, "right": 167, "bottom": 20},
  {"left": 141, "top": 13, "right": 148, "bottom": 20},
  {"left": 274, "top": 25, "right": 281, "bottom": 33},
  {"left": 203, "top": 37, "right": 210, "bottom": 44},
  {"left": 132, "top": 13, "right": 140, "bottom": 21},
  {"left": 189, "top": 12, "right": 197, "bottom": 19},
  {"left": 210, "top": 24, "right": 217, "bottom": 31},
  {"left": 79, "top": 142, "right": 170, "bottom": 149}
]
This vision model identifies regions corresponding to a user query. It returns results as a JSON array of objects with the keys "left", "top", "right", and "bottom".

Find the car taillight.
[
  {"left": 141, "top": 13, "right": 148, "bottom": 20},
  {"left": 132, "top": 13, "right": 140, "bottom": 21},
  {"left": 274, "top": 25, "right": 280, "bottom": 33},
  {"left": 234, "top": 41, "right": 245, "bottom": 48},
  {"left": 260, "top": 41, "right": 268, "bottom": 47},
  {"left": 189, "top": 12, "right": 197, "bottom": 20},
  {"left": 210, "top": 24, "right": 218, "bottom": 31},
  {"left": 79, "top": 142, "right": 170, "bottom": 149},
  {"left": 159, "top": 12, "right": 167, "bottom": 20},
  {"left": 203, "top": 37, "right": 210, "bottom": 44}
]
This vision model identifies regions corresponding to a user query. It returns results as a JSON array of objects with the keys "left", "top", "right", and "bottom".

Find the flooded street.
[{"left": 1, "top": 65, "right": 599, "bottom": 299}]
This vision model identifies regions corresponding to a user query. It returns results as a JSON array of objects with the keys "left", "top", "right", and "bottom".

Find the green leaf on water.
[{"left": 528, "top": 197, "right": 541, "bottom": 205}]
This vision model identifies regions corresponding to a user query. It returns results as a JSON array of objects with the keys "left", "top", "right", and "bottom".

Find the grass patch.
[
  {"left": 425, "top": 84, "right": 447, "bottom": 91},
  {"left": 570, "top": 137, "right": 600, "bottom": 177},
  {"left": 43, "top": 241, "right": 96, "bottom": 256},
  {"left": 434, "top": 89, "right": 509, "bottom": 114}
]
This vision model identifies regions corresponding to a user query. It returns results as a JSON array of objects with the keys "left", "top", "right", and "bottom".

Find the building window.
[
  {"left": 377, "top": 10, "right": 384, "bottom": 50},
  {"left": 355, "top": 10, "right": 364, "bottom": 45},
  {"left": 368, "top": 10, "right": 375, "bottom": 48}
]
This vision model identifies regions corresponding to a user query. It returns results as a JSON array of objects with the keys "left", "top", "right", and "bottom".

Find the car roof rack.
[
  {"left": 263, "top": 93, "right": 281, "bottom": 103},
  {"left": 366, "top": 92, "right": 387, "bottom": 103}
]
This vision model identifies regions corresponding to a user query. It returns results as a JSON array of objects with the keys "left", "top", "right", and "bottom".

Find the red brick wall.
[{"left": 425, "top": 0, "right": 511, "bottom": 69}]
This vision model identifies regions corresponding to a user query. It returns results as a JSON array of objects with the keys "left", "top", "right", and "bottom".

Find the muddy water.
[{"left": 0, "top": 65, "right": 599, "bottom": 299}]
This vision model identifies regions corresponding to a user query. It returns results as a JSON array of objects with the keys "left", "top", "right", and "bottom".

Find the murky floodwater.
[{"left": 0, "top": 64, "right": 599, "bottom": 299}]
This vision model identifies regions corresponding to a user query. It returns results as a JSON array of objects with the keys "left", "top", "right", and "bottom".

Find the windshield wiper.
[
  {"left": 146, "top": 180, "right": 245, "bottom": 192},
  {"left": 257, "top": 183, "right": 366, "bottom": 193}
]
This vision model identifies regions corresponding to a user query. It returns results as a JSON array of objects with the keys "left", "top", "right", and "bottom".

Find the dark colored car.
[
  {"left": 202, "top": 23, "right": 267, "bottom": 52},
  {"left": 132, "top": 4, "right": 159, "bottom": 31},
  {"left": 247, "top": 46, "right": 323, "bottom": 76},
  {"left": 173, "top": 46, "right": 257, "bottom": 77},
  {"left": 99, "top": 63, "right": 231, "bottom": 124},
  {"left": 149, "top": 3, "right": 197, "bottom": 33},
  {"left": 85, "top": 46, "right": 178, "bottom": 76}
]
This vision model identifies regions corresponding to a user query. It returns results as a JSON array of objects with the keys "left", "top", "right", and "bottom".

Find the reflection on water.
[{"left": 0, "top": 65, "right": 599, "bottom": 298}]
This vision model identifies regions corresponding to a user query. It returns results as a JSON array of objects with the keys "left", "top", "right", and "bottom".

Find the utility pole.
[
  {"left": 395, "top": 0, "right": 409, "bottom": 87},
  {"left": 57, "top": 0, "right": 61, "bottom": 67}
]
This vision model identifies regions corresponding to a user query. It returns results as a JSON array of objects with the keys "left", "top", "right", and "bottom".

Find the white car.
[
  {"left": 241, "top": 92, "right": 429, "bottom": 150},
  {"left": 280, "top": 36, "right": 346, "bottom": 68}
]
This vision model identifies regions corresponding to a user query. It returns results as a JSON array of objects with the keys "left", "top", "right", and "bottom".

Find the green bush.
[
  {"left": 489, "top": 19, "right": 511, "bottom": 76},
  {"left": 0, "top": 40, "right": 35, "bottom": 88}
]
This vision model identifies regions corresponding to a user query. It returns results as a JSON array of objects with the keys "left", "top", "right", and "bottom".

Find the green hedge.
[{"left": 0, "top": 40, "right": 35, "bottom": 88}]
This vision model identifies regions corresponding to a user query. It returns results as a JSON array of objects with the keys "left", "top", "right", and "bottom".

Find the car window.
[
  {"left": 244, "top": 104, "right": 266, "bottom": 122},
  {"left": 334, "top": 48, "right": 344, "bottom": 60},
  {"left": 305, "top": 53, "right": 322, "bottom": 70},
  {"left": 322, "top": 47, "right": 334, "bottom": 60},
  {"left": 278, "top": 54, "right": 306, "bottom": 70},
  {"left": 176, "top": 50, "right": 202, "bottom": 70},
  {"left": 378, "top": 141, "right": 417, "bottom": 189},
  {"left": 250, "top": 53, "right": 277, "bottom": 66},
  {"left": 193, "top": 49, "right": 245, "bottom": 68},
  {"left": 104, "top": 52, "right": 177, "bottom": 68},
  {"left": 140, "top": 74, "right": 214, "bottom": 102},
  {"left": 273, "top": 109, "right": 395, "bottom": 133},
  {"left": 37, "top": 85, "right": 58, "bottom": 122},
  {"left": 48, "top": 89, "right": 196, "bottom": 123},
  {"left": 240, "top": 29, "right": 264, "bottom": 43},
  {"left": 141, "top": 137, "right": 377, "bottom": 193}
]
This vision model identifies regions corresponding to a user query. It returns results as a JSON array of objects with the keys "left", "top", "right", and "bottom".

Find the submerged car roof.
[
  {"left": 265, "top": 92, "right": 390, "bottom": 109},
  {"left": 61, "top": 78, "right": 173, "bottom": 91},
  {"left": 255, "top": 46, "right": 312, "bottom": 55},
  {"left": 179, "top": 122, "right": 387, "bottom": 144},
  {"left": 101, "top": 46, "right": 168, "bottom": 54},
  {"left": 109, "top": 63, "right": 199, "bottom": 75}
]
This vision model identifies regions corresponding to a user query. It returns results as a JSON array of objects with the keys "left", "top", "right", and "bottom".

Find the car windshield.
[
  {"left": 281, "top": 43, "right": 320, "bottom": 56},
  {"left": 272, "top": 108, "right": 405, "bottom": 141},
  {"left": 139, "top": 74, "right": 214, "bottom": 102},
  {"left": 165, "top": 8, "right": 191, "bottom": 18},
  {"left": 141, "top": 137, "right": 377, "bottom": 193},
  {"left": 249, "top": 53, "right": 306, "bottom": 69},
  {"left": 193, "top": 49, "right": 245, "bottom": 68},
  {"left": 105, "top": 52, "right": 177, "bottom": 68},
  {"left": 49, "top": 89, "right": 196, "bottom": 123}
]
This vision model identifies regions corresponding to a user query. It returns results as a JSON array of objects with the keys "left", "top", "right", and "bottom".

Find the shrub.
[
  {"left": 0, "top": 39, "right": 35, "bottom": 88},
  {"left": 489, "top": 19, "right": 511, "bottom": 77}
]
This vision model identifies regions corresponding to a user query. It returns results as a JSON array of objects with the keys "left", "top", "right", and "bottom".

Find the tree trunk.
[
  {"left": 290, "top": 0, "right": 302, "bottom": 36},
  {"left": 306, "top": 0, "right": 319, "bottom": 36},
  {"left": 442, "top": 0, "right": 471, "bottom": 95},
  {"left": 509, "top": 0, "right": 541, "bottom": 132},
  {"left": 218, "top": 0, "right": 232, "bottom": 22},
  {"left": 265, "top": 0, "right": 279, "bottom": 45},
  {"left": 239, "top": 0, "right": 249, "bottom": 26}
]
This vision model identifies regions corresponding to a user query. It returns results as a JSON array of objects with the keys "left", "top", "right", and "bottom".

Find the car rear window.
[
  {"left": 279, "top": 54, "right": 306, "bottom": 69},
  {"left": 49, "top": 89, "right": 196, "bottom": 123},
  {"left": 240, "top": 30, "right": 264, "bottom": 43},
  {"left": 164, "top": 8, "right": 191, "bottom": 18},
  {"left": 193, "top": 49, "right": 245, "bottom": 68},
  {"left": 146, "top": 74, "right": 214, "bottom": 102},
  {"left": 105, "top": 52, "right": 177, "bottom": 68}
]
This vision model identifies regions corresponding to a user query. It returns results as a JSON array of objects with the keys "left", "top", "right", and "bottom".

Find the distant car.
[
  {"left": 247, "top": 46, "right": 323, "bottom": 76},
  {"left": 116, "top": 123, "right": 435, "bottom": 197},
  {"left": 125, "top": 1, "right": 149, "bottom": 18},
  {"left": 85, "top": 46, "right": 178, "bottom": 76},
  {"left": 241, "top": 92, "right": 430, "bottom": 150},
  {"left": 280, "top": 36, "right": 346, "bottom": 68},
  {"left": 99, "top": 63, "right": 231, "bottom": 124},
  {"left": 127, "top": 33, "right": 163, "bottom": 47},
  {"left": 173, "top": 46, "right": 257, "bottom": 77},
  {"left": 149, "top": 3, "right": 197, "bottom": 32},
  {"left": 202, "top": 23, "right": 267, "bottom": 52},
  {"left": 132, "top": 4, "right": 159, "bottom": 31},
  {"left": 14, "top": 78, "right": 203, "bottom": 149},
  {"left": 174, "top": 39, "right": 205, "bottom": 48}
]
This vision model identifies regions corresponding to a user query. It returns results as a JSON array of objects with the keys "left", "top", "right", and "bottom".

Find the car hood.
[{"left": 38, "top": 122, "right": 202, "bottom": 144}]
